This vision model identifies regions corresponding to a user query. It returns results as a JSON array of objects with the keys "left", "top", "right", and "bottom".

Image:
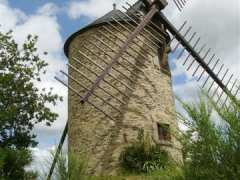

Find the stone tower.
[{"left": 64, "top": 1, "right": 182, "bottom": 175}]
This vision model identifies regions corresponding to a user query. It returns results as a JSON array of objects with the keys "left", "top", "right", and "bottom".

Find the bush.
[
  {"left": 0, "top": 147, "right": 37, "bottom": 179},
  {"left": 40, "top": 149, "right": 88, "bottom": 180},
  {"left": 119, "top": 129, "right": 169, "bottom": 174},
  {"left": 178, "top": 94, "right": 240, "bottom": 180}
]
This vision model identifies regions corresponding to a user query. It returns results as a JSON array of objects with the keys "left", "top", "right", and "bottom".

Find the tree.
[
  {"left": 178, "top": 94, "right": 240, "bottom": 180},
  {"left": 0, "top": 30, "right": 62, "bottom": 178}
]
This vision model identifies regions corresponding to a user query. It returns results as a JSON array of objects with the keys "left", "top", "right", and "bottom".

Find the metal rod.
[
  {"left": 74, "top": 50, "right": 134, "bottom": 92},
  {"left": 192, "top": 48, "right": 211, "bottom": 77},
  {"left": 173, "top": 0, "right": 182, "bottom": 11},
  {"left": 112, "top": 15, "right": 157, "bottom": 51},
  {"left": 212, "top": 68, "right": 229, "bottom": 100},
  {"left": 222, "top": 79, "right": 238, "bottom": 108},
  {"left": 233, "top": 84, "right": 240, "bottom": 98},
  {"left": 55, "top": 77, "right": 115, "bottom": 121},
  {"left": 157, "top": 12, "right": 232, "bottom": 98},
  {"left": 111, "top": 17, "right": 157, "bottom": 53},
  {"left": 61, "top": 70, "right": 122, "bottom": 113},
  {"left": 173, "top": 26, "right": 192, "bottom": 53},
  {"left": 208, "top": 64, "right": 224, "bottom": 93},
  {"left": 125, "top": 2, "right": 167, "bottom": 42},
  {"left": 68, "top": 63, "right": 126, "bottom": 105},
  {"left": 202, "top": 59, "right": 219, "bottom": 88},
  {"left": 122, "top": 6, "right": 167, "bottom": 43},
  {"left": 106, "top": 21, "right": 155, "bottom": 58},
  {"left": 226, "top": 84, "right": 240, "bottom": 111},
  {"left": 102, "top": 25, "right": 148, "bottom": 67},
  {"left": 197, "top": 54, "right": 215, "bottom": 82},
  {"left": 179, "top": 0, "right": 186, "bottom": 6},
  {"left": 177, "top": 32, "right": 196, "bottom": 59},
  {"left": 113, "top": 12, "right": 160, "bottom": 48},
  {"left": 115, "top": 11, "right": 162, "bottom": 47},
  {"left": 183, "top": 37, "right": 200, "bottom": 65},
  {"left": 71, "top": 56, "right": 130, "bottom": 98},
  {"left": 171, "top": 21, "right": 187, "bottom": 42},
  {"left": 176, "top": 0, "right": 183, "bottom": 8},
  {"left": 217, "top": 74, "right": 233, "bottom": 105},
  {"left": 47, "top": 121, "right": 68, "bottom": 180},
  {"left": 81, "top": 5, "right": 159, "bottom": 102},
  {"left": 221, "top": 69, "right": 229, "bottom": 81},
  {"left": 97, "top": 29, "right": 146, "bottom": 73},
  {"left": 85, "top": 39, "right": 136, "bottom": 84},
  {"left": 187, "top": 44, "right": 206, "bottom": 71},
  {"left": 126, "top": 2, "right": 162, "bottom": 32},
  {"left": 119, "top": 8, "right": 165, "bottom": 45},
  {"left": 91, "top": 36, "right": 142, "bottom": 80}
]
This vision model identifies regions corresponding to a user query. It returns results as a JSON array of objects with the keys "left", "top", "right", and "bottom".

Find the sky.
[{"left": 0, "top": 0, "right": 239, "bottom": 174}]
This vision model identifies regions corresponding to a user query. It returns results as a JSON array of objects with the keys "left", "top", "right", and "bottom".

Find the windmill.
[{"left": 48, "top": 0, "right": 239, "bottom": 177}]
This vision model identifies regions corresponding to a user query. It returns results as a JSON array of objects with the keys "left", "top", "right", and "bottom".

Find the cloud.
[
  {"left": 14, "top": 16, "right": 62, "bottom": 53},
  {"left": 37, "top": 3, "right": 60, "bottom": 17},
  {"left": 167, "top": 0, "right": 240, "bottom": 104},
  {"left": 67, "top": 0, "right": 138, "bottom": 19},
  {"left": 66, "top": 0, "right": 239, "bottom": 102},
  {"left": 173, "top": 1, "right": 239, "bottom": 72},
  {"left": 0, "top": 0, "right": 67, "bottom": 148},
  {"left": 0, "top": 1, "right": 26, "bottom": 31}
]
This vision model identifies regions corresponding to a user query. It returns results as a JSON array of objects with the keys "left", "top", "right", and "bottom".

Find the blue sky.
[
  {"left": 8, "top": 0, "right": 91, "bottom": 51},
  {"left": 0, "top": 0, "right": 239, "bottom": 173}
]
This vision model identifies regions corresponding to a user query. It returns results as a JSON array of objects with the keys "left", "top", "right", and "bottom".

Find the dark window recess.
[
  {"left": 157, "top": 123, "right": 171, "bottom": 141},
  {"left": 157, "top": 47, "right": 170, "bottom": 71}
]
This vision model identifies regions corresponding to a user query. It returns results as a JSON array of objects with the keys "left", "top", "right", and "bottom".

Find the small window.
[{"left": 157, "top": 123, "right": 171, "bottom": 141}]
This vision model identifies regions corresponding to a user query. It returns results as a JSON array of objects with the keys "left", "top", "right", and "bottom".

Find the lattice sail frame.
[
  {"left": 57, "top": 0, "right": 239, "bottom": 120},
  {"left": 49, "top": 0, "right": 239, "bottom": 178}
]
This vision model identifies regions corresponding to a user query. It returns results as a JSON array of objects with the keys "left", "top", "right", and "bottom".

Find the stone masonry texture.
[{"left": 67, "top": 23, "right": 182, "bottom": 175}]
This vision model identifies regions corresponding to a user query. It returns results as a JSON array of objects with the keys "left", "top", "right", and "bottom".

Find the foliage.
[
  {"left": 41, "top": 150, "right": 88, "bottom": 180},
  {"left": 0, "top": 147, "right": 37, "bottom": 179},
  {"left": 68, "top": 151, "right": 88, "bottom": 180},
  {"left": 119, "top": 129, "right": 169, "bottom": 174},
  {"left": 0, "top": 30, "right": 62, "bottom": 149},
  {"left": 178, "top": 94, "right": 240, "bottom": 180},
  {"left": 0, "top": 30, "right": 62, "bottom": 179},
  {"left": 53, "top": 150, "right": 68, "bottom": 180},
  {"left": 150, "top": 165, "right": 184, "bottom": 180}
]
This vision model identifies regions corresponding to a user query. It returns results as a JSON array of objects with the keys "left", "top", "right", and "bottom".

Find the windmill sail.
[
  {"left": 50, "top": 0, "right": 239, "bottom": 178},
  {"left": 125, "top": 0, "right": 239, "bottom": 108}
]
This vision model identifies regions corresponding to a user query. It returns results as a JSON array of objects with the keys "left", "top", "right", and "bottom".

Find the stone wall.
[{"left": 67, "top": 23, "right": 182, "bottom": 175}]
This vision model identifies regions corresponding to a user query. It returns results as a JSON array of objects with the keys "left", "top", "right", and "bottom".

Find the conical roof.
[{"left": 64, "top": 1, "right": 144, "bottom": 57}]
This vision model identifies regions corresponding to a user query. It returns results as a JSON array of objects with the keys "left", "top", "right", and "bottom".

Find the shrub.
[
  {"left": 178, "top": 94, "right": 240, "bottom": 180},
  {"left": 119, "top": 129, "right": 169, "bottom": 174}
]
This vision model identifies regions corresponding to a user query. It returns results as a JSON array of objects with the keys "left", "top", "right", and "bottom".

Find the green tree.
[
  {"left": 0, "top": 30, "right": 62, "bottom": 178},
  {"left": 178, "top": 95, "right": 240, "bottom": 180}
]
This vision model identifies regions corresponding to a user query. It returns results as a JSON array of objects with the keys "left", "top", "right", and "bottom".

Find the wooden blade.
[{"left": 155, "top": 12, "right": 239, "bottom": 106}]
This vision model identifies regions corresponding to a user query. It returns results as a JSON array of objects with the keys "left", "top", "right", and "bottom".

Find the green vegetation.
[
  {"left": 1, "top": 28, "right": 239, "bottom": 180},
  {"left": 40, "top": 150, "right": 88, "bottom": 180},
  {"left": 0, "top": 30, "right": 62, "bottom": 179},
  {"left": 119, "top": 129, "right": 169, "bottom": 174},
  {"left": 0, "top": 148, "right": 38, "bottom": 179},
  {"left": 44, "top": 93, "right": 240, "bottom": 180},
  {"left": 178, "top": 94, "right": 240, "bottom": 180}
]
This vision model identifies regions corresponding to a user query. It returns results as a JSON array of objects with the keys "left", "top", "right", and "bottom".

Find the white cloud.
[
  {"left": 0, "top": 2, "right": 26, "bottom": 31},
  {"left": 178, "top": 1, "right": 239, "bottom": 69},
  {"left": 66, "top": 0, "right": 240, "bottom": 99},
  {"left": 14, "top": 15, "right": 62, "bottom": 53},
  {"left": 167, "top": 0, "right": 240, "bottom": 105},
  {"left": 0, "top": 0, "right": 67, "bottom": 151},
  {"left": 67, "top": 0, "right": 138, "bottom": 19},
  {"left": 37, "top": 3, "right": 60, "bottom": 17}
]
